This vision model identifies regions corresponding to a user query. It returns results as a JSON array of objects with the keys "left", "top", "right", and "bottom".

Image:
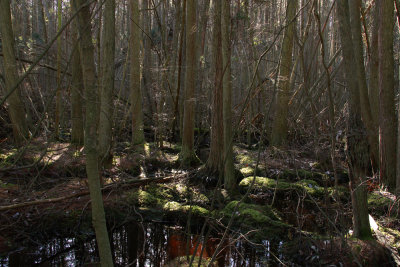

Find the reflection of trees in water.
[{"left": 2, "top": 222, "right": 282, "bottom": 266}]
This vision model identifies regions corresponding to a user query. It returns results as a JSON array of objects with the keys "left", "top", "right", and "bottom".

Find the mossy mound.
[
  {"left": 239, "top": 166, "right": 264, "bottom": 177},
  {"left": 236, "top": 154, "right": 255, "bottom": 166},
  {"left": 239, "top": 177, "right": 325, "bottom": 197},
  {"left": 163, "top": 201, "right": 209, "bottom": 217},
  {"left": 368, "top": 192, "right": 397, "bottom": 215},
  {"left": 124, "top": 182, "right": 210, "bottom": 221},
  {"left": 239, "top": 176, "right": 281, "bottom": 190},
  {"left": 221, "top": 200, "right": 289, "bottom": 241},
  {"left": 295, "top": 179, "right": 324, "bottom": 196}
]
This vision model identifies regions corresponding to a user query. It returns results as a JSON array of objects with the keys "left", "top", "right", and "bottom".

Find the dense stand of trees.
[{"left": 1, "top": 0, "right": 400, "bottom": 264}]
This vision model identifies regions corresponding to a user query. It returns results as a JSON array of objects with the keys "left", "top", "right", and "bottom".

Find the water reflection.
[{"left": 0, "top": 223, "right": 284, "bottom": 266}]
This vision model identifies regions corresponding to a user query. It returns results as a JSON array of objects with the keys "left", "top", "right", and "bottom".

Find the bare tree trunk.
[
  {"left": 130, "top": 0, "right": 145, "bottom": 150},
  {"left": 206, "top": 0, "right": 224, "bottom": 174},
  {"left": 0, "top": 0, "right": 29, "bottom": 144},
  {"left": 378, "top": 0, "right": 397, "bottom": 190},
  {"left": 99, "top": 0, "right": 116, "bottom": 167},
  {"left": 348, "top": 0, "right": 379, "bottom": 168},
  {"left": 398, "top": 97, "right": 400, "bottom": 193},
  {"left": 71, "top": 19, "right": 84, "bottom": 146},
  {"left": 72, "top": 0, "right": 114, "bottom": 265},
  {"left": 271, "top": 0, "right": 297, "bottom": 146},
  {"left": 337, "top": 0, "right": 371, "bottom": 239},
  {"left": 170, "top": 0, "right": 182, "bottom": 139},
  {"left": 368, "top": 3, "right": 379, "bottom": 130},
  {"left": 142, "top": 0, "right": 155, "bottom": 121},
  {"left": 222, "top": 0, "right": 235, "bottom": 193},
  {"left": 54, "top": 0, "right": 62, "bottom": 139},
  {"left": 180, "top": 0, "right": 198, "bottom": 166}
]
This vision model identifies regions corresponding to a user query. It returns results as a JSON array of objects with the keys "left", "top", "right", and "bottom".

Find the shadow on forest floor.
[{"left": 0, "top": 139, "right": 399, "bottom": 266}]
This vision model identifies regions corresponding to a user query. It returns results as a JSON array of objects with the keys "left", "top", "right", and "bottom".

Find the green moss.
[
  {"left": 328, "top": 185, "right": 349, "bottom": 199},
  {"left": 183, "top": 205, "right": 209, "bottom": 217},
  {"left": 239, "top": 176, "right": 292, "bottom": 191},
  {"left": 239, "top": 177, "right": 325, "bottom": 197},
  {"left": 240, "top": 166, "right": 254, "bottom": 177},
  {"left": 222, "top": 201, "right": 286, "bottom": 226},
  {"left": 239, "top": 166, "right": 264, "bottom": 177},
  {"left": 237, "top": 154, "right": 255, "bottom": 165},
  {"left": 294, "top": 180, "right": 324, "bottom": 196},
  {"left": 163, "top": 201, "right": 209, "bottom": 217},
  {"left": 163, "top": 201, "right": 182, "bottom": 211},
  {"left": 172, "top": 183, "right": 209, "bottom": 204},
  {"left": 221, "top": 201, "right": 288, "bottom": 241},
  {"left": 379, "top": 226, "right": 400, "bottom": 249},
  {"left": 125, "top": 184, "right": 209, "bottom": 218},
  {"left": 367, "top": 192, "right": 397, "bottom": 216},
  {"left": 135, "top": 184, "right": 175, "bottom": 207},
  {"left": 368, "top": 192, "right": 392, "bottom": 207}
]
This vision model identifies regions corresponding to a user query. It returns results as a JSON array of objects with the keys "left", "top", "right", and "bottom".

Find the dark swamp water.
[{"left": 0, "top": 222, "right": 287, "bottom": 266}]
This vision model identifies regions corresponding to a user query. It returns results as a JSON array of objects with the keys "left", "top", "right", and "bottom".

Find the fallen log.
[{"left": 0, "top": 174, "right": 183, "bottom": 212}]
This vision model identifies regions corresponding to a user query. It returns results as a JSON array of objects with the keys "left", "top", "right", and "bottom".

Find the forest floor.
[{"left": 0, "top": 138, "right": 399, "bottom": 266}]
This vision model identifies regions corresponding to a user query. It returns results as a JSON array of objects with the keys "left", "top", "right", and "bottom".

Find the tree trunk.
[
  {"left": 206, "top": 0, "right": 224, "bottom": 174},
  {"left": 271, "top": 0, "right": 297, "bottom": 146},
  {"left": 337, "top": 0, "right": 372, "bottom": 239},
  {"left": 54, "top": 0, "right": 62, "bottom": 139},
  {"left": 99, "top": 0, "right": 116, "bottom": 167},
  {"left": 142, "top": 0, "right": 155, "bottom": 121},
  {"left": 170, "top": 0, "right": 182, "bottom": 139},
  {"left": 180, "top": 0, "right": 198, "bottom": 166},
  {"left": 397, "top": 95, "right": 400, "bottom": 193},
  {"left": 222, "top": 0, "right": 235, "bottom": 193},
  {"left": 348, "top": 0, "right": 379, "bottom": 168},
  {"left": 70, "top": 19, "right": 84, "bottom": 146},
  {"left": 72, "top": 0, "right": 114, "bottom": 265},
  {"left": 378, "top": 0, "right": 397, "bottom": 190},
  {"left": 130, "top": 0, "right": 145, "bottom": 150},
  {"left": 0, "top": 0, "right": 29, "bottom": 144},
  {"left": 368, "top": 3, "right": 379, "bottom": 131}
]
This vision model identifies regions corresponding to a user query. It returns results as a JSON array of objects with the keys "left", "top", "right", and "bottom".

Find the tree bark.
[
  {"left": 72, "top": 0, "right": 114, "bottom": 265},
  {"left": 337, "top": 0, "right": 372, "bottom": 239},
  {"left": 368, "top": 3, "right": 379, "bottom": 131},
  {"left": 71, "top": 19, "right": 84, "bottom": 146},
  {"left": 142, "top": 0, "right": 155, "bottom": 121},
  {"left": 99, "top": 0, "right": 116, "bottom": 167},
  {"left": 130, "top": 0, "right": 145, "bottom": 150},
  {"left": 348, "top": 0, "right": 379, "bottom": 168},
  {"left": 206, "top": 0, "right": 224, "bottom": 174},
  {"left": 54, "top": 0, "right": 62, "bottom": 139},
  {"left": 222, "top": 0, "right": 235, "bottom": 193},
  {"left": 271, "top": 0, "right": 297, "bottom": 146},
  {"left": 0, "top": 0, "right": 29, "bottom": 144},
  {"left": 180, "top": 0, "right": 198, "bottom": 166},
  {"left": 378, "top": 0, "right": 397, "bottom": 190}
]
